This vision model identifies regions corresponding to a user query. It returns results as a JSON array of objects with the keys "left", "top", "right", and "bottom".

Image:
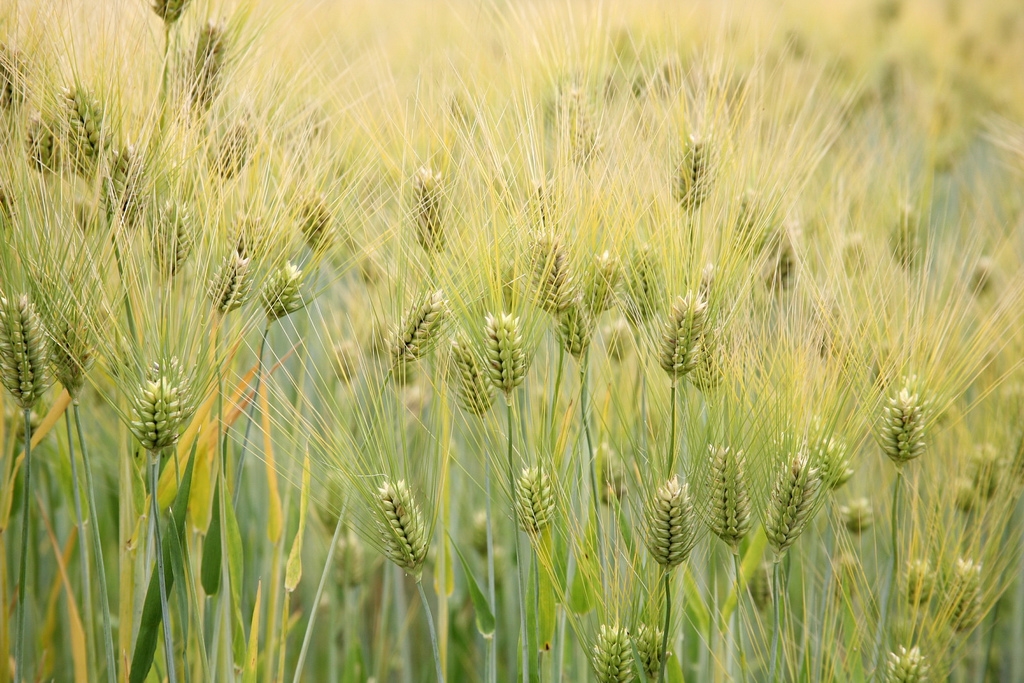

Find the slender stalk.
[
  {"left": 14, "top": 409, "right": 33, "bottom": 683},
  {"left": 65, "top": 412, "right": 97, "bottom": 683},
  {"left": 770, "top": 561, "right": 782, "bottom": 683},
  {"left": 150, "top": 450, "right": 177, "bottom": 683},
  {"left": 507, "top": 398, "right": 530, "bottom": 683},
  {"left": 418, "top": 580, "right": 446, "bottom": 683},
  {"left": 484, "top": 455, "right": 498, "bottom": 683},
  {"left": 233, "top": 323, "right": 270, "bottom": 507},
  {"left": 667, "top": 382, "right": 677, "bottom": 473},
  {"left": 291, "top": 507, "right": 346, "bottom": 683},
  {"left": 658, "top": 571, "right": 672, "bottom": 683},
  {"left": 74, "top": 403, "right": 116, "bottom": 683},
  {"left": 579, "top": 357, "right": 606, "bottom": 595},
  {"left": 733, "top": 552, "right": 747, "bottom": 682}
]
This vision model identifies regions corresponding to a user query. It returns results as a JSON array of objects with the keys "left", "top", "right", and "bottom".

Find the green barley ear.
[
  {"left": 297, "top": 192, "right": 335, "bottom": 253},
  {"left": 208, "top": 246, "right": 253, "bottom": 315},
  {"left": 0, "top": 294, "right": 49, "bottom": 409},
  {"left": 633, "top": 623, "right": 663, "bottom": 681},
  {"left": 675, "top": 134, "right": 713, "bottom": 210},
  {"left": 583, "top": 250, "right": 621, "bottom": 315},
  {"left": 391, "top": 289, "right": 446, "bottom": 368},
  {"left": 885, "top": 645, "right": 928, "bottom": 683},
  {"left": 0, "top": 184, "right": 13, "bottom": 232},
  {"left": 969, "top": 256, "right": 996, "bottom": 297},
  {"left": 708, "top": 446, "right": 751, "bottom": 552},
  {"left": 946, "top": 558, "right": 982, "bottom": 632},
  {"left": 599, "top": 441, "right": 627, "bottom": 503},
  {"left": 377, "top": 479, "right": 429, "bottom": 578},
  {"left": 624, "top": 243, "right": 663, "bottom": 327},
  {"left": 449, "top": 332, "right": 494, "bottom": 416},
  {"left": 750, "top": 560, "right": 773, "bottom": 611},
  {"left": 261, "top": 262, "right": 305, "bottom": 321},
  {"left": 592, "top": 623, "right": 634, "bottom": 683},
  {"left": 153, "top": 199, "right": 193, "bottom": 276},
  {"left": 515, "top": 466, "right": 555, "bottom": 534},
  {"left": 645, "top": 475, "right": 696, "bottom": 569},
  {"left": 0, "top": 45, "right": 27, "bottom": 109},
  {"left": 839, "top": 497, "right": 873, "bottom": 534},
  {"left": 129, "top": 357, "right": 195, "bottom": 452},
  {"left": 413, "top": 165, "right": 445, "bottom": 252},
  {"left": 954, "top": 477, "right": 976, "bottom": 514},
  {"left": 47, "top": 316, "right": 93, "bottom": 400},
  {"left": 190, "top": 21, "right": 227, "bottom": 111},
  {"left": 906, "top": 558, "right": 935, "bottom": 606},
  {"left": 967, "top": 444, "right": 1002, "bottom": 502},
  {"left": 557, "top": 85, "right": 598, "bottom": 165},
  {"left": 531, "top": 231, "right": 576, "bottom": 314},
  {"left": 215, "top": 121, "right": 254, "bottom": 178},
  {"left": 812, "top": 432, "right": 853, "bottom": 491},
  {"left": 102, "top": 144, "right": 145, "bottom": 225},
  {"left": 765, "top": 454, "right": 821, "bottom": 560},
  {"left": 692, "top": 325, "right": 724, "bottom": 393},
  {"left": 658, "top": 292, "right": 708, "bottom": 381},
  {"left": 64, "top": 85, "right": 105, "bottom": 177},
  {"left": 558, "top": 298, "right": 594, "bottom": 359},
  {"left": 878, "top": 380, "right": 926, "bottom": 467},
  {"left": 484, "top": 312, "right": 526, "bottom": 397},
  {"left": 603, "top": 318, "right": 632, "bottom": 363},
  {"left": 153, "top": 0, "right": 192, "bottom": 24},
  {"left": 890, "top": 204, "right": 921, "bottom": 270},
  {"left": 27, "top": 113, "right": 59, "bottom": 173},
  {"left": 763, "top": 227, "right": 798, "bottom": 293},
  {"left": 336, "top": 526, "right": 366, "bottom": 587}
]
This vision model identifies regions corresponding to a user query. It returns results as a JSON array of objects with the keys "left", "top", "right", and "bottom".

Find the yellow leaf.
[
  {"left": 37, "top": 494, "right": 88, "bottom": 683},
  {"left": 285, "top": 452, "right": 311, "bottom": 592}
]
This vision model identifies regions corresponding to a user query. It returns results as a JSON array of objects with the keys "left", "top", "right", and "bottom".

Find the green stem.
[
  {"left": 14, "top": 409, "right": 32, "bottom": 683},
  {"left": 507, "top": 398, "right": 530, "bottom": 683},
  {"left": 770, "top": 561, "right": 782, "bottom": 683},
  {"left": 579, "top": 357, "right": 606, "bottom": 595},
  {"left": 668, "top": 382, "right": 677, "bottom": 474},
  {"left": 233, "top": 323, "right": 270, "bottom": 507},
  {"left": 292, "top": 506, "right": 346, "bottom": 683},
  {"left": 484, "top": 455, "right": 498, "bottom": 683},
  {"left": 658, "top": 571, "right": 672, "bottom": 683},
  {"left": 150, "top": 450, "right": 177, "bottom": 683},
  {"left": 65, "top": 411, "right": 98, "bottom": 683},
  {"left": 417, "top": 580, "right": 446, "bottom": 683},
  {"left": 74, "top": 403, "right": 117, "bottom": 683},
  {"left": 732, "top": 551, "right": 747, "bottom": 682}
]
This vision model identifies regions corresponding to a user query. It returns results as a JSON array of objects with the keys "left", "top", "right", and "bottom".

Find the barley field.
[{"left": 2, "top": 0, "right": 1024, "bottom": 681}]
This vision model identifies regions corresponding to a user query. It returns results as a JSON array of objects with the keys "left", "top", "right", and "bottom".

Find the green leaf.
[
  {"left": 128, "top": 443, "right": 197, "bottom": 683},
  {"left": 568, "top": 516, "right": 600, "bottom": 614},
  {"left": 241, "top": 582, "right": 262, "bottom": 683},
  {"left": 451, "top": 538, "right": 495, "bottom": 637},
  {"left": 200, "top": 484, "right": 222, "bottom": 595},
  {"left": 225, "top": 484, "right": 246, "bottom": 669},
  {"left": 285, "top": 453, "right": 311, "bottom": 592},
  {"left": 537, "top": 530, "right": 556, "bottom": 653}
]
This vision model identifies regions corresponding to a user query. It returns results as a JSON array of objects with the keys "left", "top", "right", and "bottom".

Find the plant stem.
[
  {"left": 733, "top": 551, "right": 747, "bottom": 682},
  {"left": 668, "top": 382, "right": 677, "bottom": 473},
  {"left": 150, "top": 450, "right": 177, "bottom": 683},
  {"left": 658, "top": 571, "right": 672, "bottom": 683},
  {"left": 507, "top": 398, "right": 530, "bottom": 683},
  {"left": 418, "top": 580, "right": 446, "bottom": 683},
  {"left": 14, "top": 409, "right": 32, "bottom": 683},
  {"left": 484, "top": 455, "right": 498, "bottom": 683},
  {"left": 770, "top": 561, "right": 782, "bottom": 683},
  {"left": 885, "top": 470, "right": 903, "bottom": 648},
  {"left": 292, "top": 506, "right": 346, "bottom": 683},
  {"left": 74, "top": 403, "right": 116, "bottom": 683},
  {"left": 65, "top": 411, "right": 98, "bottom": 683},
  {"left": 579, "top": 357, "right": 606, "bottom": 595},
  {"left": 233, "top": 323, "right": 270, "bottom": 507}
]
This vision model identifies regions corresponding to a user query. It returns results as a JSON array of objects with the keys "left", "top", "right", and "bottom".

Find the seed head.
[
  {"left": 878, "top": 382, "right": 926, "bottom": 467},
  {"left": 102, "top": 144, "right": 145, "bottom": 225},
  {"left": 675, "top": 134, "right": 713, "bottom": 210},
  {"left": 377, "top": 479, "right": 429, "bottom": 577},
  {"left": 599, "top": 442, "right": 627, "bottom": 503},
  {"left": 750, "top": 561, "right": 773, "bottom": 611},
  {"left": 967, "top": 444, "right": 1002, "bottom": 501},
  {"left": 484, "top": 312, "right": 526, "bottom": 397},
  {"left": 583, "top": 250, "right": 620, "bottom": 315},
  {"left": 531, "top": 232, "right": 576, "bottom": 314},
  {"left": 153, "top": 0, "right": 191, "bottom": 23},
  {"left": 708, "top": 446, "right": 751, "bottom": 552},
  {"left": 391, "top": 290, "right": 446, "bottom": 368},
  {"left": 413, "top": 165, "right": 445, "bottom": 252},
  {"left": 592, "top": 623, "right": 634, "bottom": 683},
  {"left": 658, "top": 292, "right": 708, "bottom": 380},
  {"left": 946, "top": 558, "right": 982, "bottom": 632},
  {"left": 557, "top": 86, "right": 598, "bottom": 166},
  {"left": 208, "top": 247, "right": 253, "bottom": 315},
  {"left": 261, "top": 262, "right": 305, "bottom": 321},
  {"left": 129, "top": 358, "right": 194, "bottom": 452},
  {"left": 558, "top": 299, "right": 593, "bottom": 359},
  {"left": 623, "top": 243, "right": 663, "bottom": 327},
  {"left": 633, "top": 624, "right": 663, "bottom": 681},
  {"left": 64, "top": 85, "right": 105, "bottom": 177},
  {"left": 215, "top": 121, "right": 254, "bottom": 178},
  {"left": 765, "top": 454, "right": 821, "bottom": 559},
  {"left": 47, "top": 315, "right": 93, "bottom": 399},
  {"left": 190, "top": 21, "right": 227, "bottom": 110},
  {"left": 603, "top": 318, "right": 632, "bottom": 362},
  {"left": 297, "top": 193, "right": 334, "bottom": 253},
  {"left": 153, "top": 199, "right": 194, "bottom": 277},
  {"left": 890, "top": 204, "right": 921, "bottom": 270},
  {"left": 27, "top": 113, "right": 59, "bottom": 173},
  {"left": 335, "top": 526, "right": 366, "bottom": 588},
  {"left": 0, "top": 294, "right": 49, "bottom": 409},
  {"left": 812, "top": 433, "right": 853, "bottom": 490},
  {"left": 1, "top": 45, "right": 27, "bottom": 108},
  {"left": 645, "top": 475, "right": 696, "bottom": 569},
  {"left": 840, "top": 497, "right": 873, "bottom": 534},
  {"left": 691, "top": 325, "right": 724, "bottom": 393},
  {"left": 515, "top": 466, "right": 555, "bottom": 535},
  {"left": 885, "top": 645, "right": 928, "bottom": 683},
  {"left": 449, "top": 332, "right": 494, "bottom": 417},
  {"left": 906, "top": 558, "right": 935, "bottom": 606}
]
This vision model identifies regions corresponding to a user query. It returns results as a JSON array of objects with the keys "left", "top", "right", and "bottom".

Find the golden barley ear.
[
  {"left": 208, "top": 246, "right": 254, "bottom": 315},
  {"left": 583, "top": 251, "right": 621, "bottom": 316},
  {"left": 592, "top": 623, "right": 634, "bottom": 683},
  {"left": 377, "top": 479, "right": 429, "bottom": 578},
  {"left": 623, "top": 243, "right": 663, "bottom": 327},
  {"left": 0, "top": 294, "right": 49, "bottom": 410},
  {"left": 102, "top": 144, "right": 146, "bottom": 225},
  {"left": 675, "top": 134, "right": 714, "bottom": 210},
  {"left": 27, "top": 113, "right": 60, "bottom": 173}
]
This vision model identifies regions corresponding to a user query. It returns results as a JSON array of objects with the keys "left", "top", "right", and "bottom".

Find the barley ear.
[
  {"left": 208, "top": 247, "right": 253, "bottom": 315},
  {"left": 675, "top": 134, "right": 714, "bottom": 210},
  {"left": 558, "top": 298, "right": 594, "bottom": 359},
  {"left": 377, "top": 479, "right": 429, "bottom": 578},
  {"left": 645, "top": 475, "right": 696, "bottom": 569},
  {"left": 658, "top": 292, "right": 708, "bottom": 381},
  {"left": 413, "top": 165, "right": 446, "bottom": 252},
  {"left": 885, "top": 646, "right": 928, "bottom": 683},
  {"left": 592, "top": 623, "right": 634, "bottom": 683},
  {"left": 153, "top": 199, "right": 194, "bottom": 277},
  {"left": 633, "top": 623, "right": 663, "bottom": 681},
  {"left": 514, "top": 466, "right": 555, "bottom": 535},
  {"left": 153, "top": 0, "right": 192, "bottom": 24},
  {"left": 583, "top": 250, "right": 620, "bottom": 315},
  {"left": 0, "top": 294, "right": 49, "bottom": 409},
  {"left": 64, "top": 85, "right": 106, "bottom": 177},
  {"left": 878, "top": 381, "right": 926, "bottom": 467},
  {"left": 261, "top": 262, "right": 305, "bottom": 321},
  {"left": 946, "top": 558, "right": 982, "bottom": 632},
  {"left": 129, "top": 358, "right": 195, "bottom": 452},
  {"left": 449, "top": 332, "right": 494, "bottom": 416},
  {"left": 531, "top": 232, "right": 576, "bottom": 314},
  {"left": 708, "top": 446, "right": 751, "bottom": 552},
  {"left": 765, "top": 454, "right": 821, "bottom": 560},
  {"left": 391, "top": 289, "right": 446, "bottom": 368},
  {"left": 484, "top": 312, "right": 526, "bottom": 397}
]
